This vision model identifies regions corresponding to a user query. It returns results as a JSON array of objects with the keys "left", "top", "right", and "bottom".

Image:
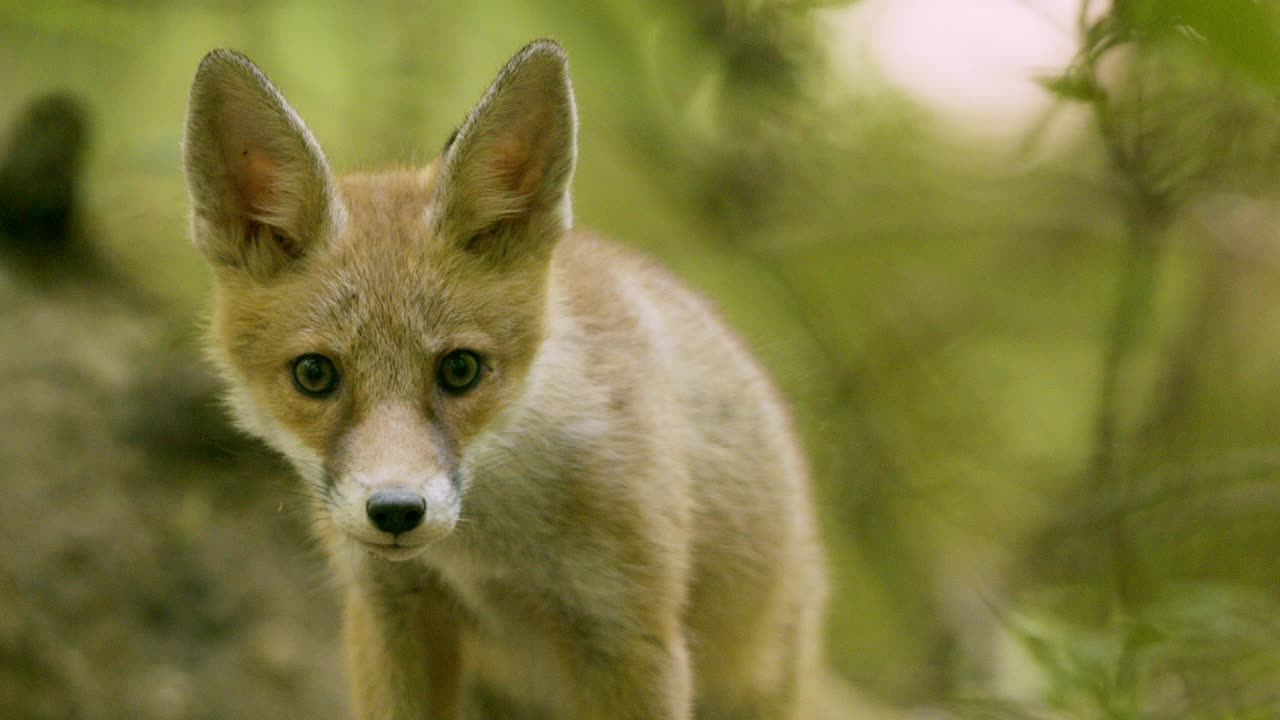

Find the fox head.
[{"left": 182, "top": 41, "right": 577, "bottom": 561}]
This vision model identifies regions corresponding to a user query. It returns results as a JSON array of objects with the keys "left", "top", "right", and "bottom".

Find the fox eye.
[
  {"left": 293, "top": 353, "right": 338, "bottom": 397},
  {"left": 438, "top": 350, "right": 481, "bottom": 393}
]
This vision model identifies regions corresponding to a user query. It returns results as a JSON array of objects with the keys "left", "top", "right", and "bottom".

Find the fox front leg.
[
  {"left": 345, "top": 584, "right": 462, "bottom": 720},
  {"left": 565, "top": 627, "right": 694, "bottom": 720}
]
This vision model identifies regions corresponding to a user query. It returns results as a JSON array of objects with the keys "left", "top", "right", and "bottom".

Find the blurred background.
[{"left": 4, "top": 0, "right": 1280, "bottom": 718}]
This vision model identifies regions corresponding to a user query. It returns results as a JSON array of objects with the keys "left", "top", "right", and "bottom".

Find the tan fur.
[{"left": 183, "top": 40, "right": 838, "bottom": 720}]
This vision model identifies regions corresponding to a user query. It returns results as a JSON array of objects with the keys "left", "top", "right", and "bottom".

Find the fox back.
[{"left": 184, "top": 40, "right": 835, "bottom": 720}]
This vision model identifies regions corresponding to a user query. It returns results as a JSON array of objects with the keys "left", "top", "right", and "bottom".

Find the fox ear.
[
  {"left": 182, "top": 49, "right": 340, "bottom": 278},
  {"left": 434, "top": 39, "right": 577, "bottom": 262}
]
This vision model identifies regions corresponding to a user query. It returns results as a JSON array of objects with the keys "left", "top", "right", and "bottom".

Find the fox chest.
[{"left": 436, "top": 559, "right": 579, "bottom": 714}]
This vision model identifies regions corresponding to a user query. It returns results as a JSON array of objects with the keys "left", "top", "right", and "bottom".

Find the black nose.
[{"left": 366, "top": 490, "right": 426, "bottom": 535}]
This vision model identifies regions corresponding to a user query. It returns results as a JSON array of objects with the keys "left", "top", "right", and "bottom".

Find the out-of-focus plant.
[{"left": 986, "top": 1, "right": 1280, "bottom": 716}]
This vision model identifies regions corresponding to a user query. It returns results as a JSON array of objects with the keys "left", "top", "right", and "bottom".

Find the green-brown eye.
[
  {"left": 292, "top": 354, "right": 338, "bottom": 397},
  {"left": 438, "top": 350, "right": 481, "bottom": 393}
]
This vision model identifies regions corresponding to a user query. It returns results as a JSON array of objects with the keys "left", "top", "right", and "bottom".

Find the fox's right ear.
[{"left": 182, "top": 49, "right": 340, "bottom": 278}]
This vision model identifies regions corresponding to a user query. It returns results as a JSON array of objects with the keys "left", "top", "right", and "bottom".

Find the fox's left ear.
[{"left": 433, "top": 39, "right": 577, "bottom": 262}]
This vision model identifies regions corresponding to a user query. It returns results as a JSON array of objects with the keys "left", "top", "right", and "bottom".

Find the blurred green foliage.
[{"left": 5, "top": 0, "right": 1280, "bottom": 717}]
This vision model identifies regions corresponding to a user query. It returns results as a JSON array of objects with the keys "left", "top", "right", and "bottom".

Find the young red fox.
[{"left": 183, "top": 39, "right": 844, "bottom": 719}]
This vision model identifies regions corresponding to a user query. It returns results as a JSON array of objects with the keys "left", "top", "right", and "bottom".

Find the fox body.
[{"left": 183, "top": 40, "right": 832, "bottom": 719}]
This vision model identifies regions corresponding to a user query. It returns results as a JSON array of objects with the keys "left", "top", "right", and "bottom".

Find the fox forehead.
[
  {"left": 215, "top": 163, "right": 544, "bottom": 395},
  {"left": 331, "top": 164, "right": 443, "bottom": 281},
  {"left": 336, "top": 164, "right": 440, "bottom": 243},
  {"left": 295, "top": 166, "right": 458, "bottom": 350}
]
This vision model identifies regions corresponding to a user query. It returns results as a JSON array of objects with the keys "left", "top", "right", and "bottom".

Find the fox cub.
[{"left": 183, "top": 40, "right": 835, "bottom": 719}]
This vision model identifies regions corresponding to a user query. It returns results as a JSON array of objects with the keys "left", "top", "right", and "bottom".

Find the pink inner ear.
[
  {"left": 233, "top": 145, "right": 279, "bottom": 217},
  {"left": 491, "top": 135, "right": 544, "bottom": 200},
  {"left": 486, "top": 104, "right": 555, "bottom": 203}
]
